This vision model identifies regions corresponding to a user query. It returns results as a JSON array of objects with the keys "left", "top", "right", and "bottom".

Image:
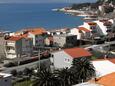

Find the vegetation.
[
  {"left": 32, "top": 57, "right": 96, "bottom": 86},
  {"left": 11, "top": 69, "right": 18, "bottom": 77},
  {"left": 12, "top": 57, "right": 95, "bottom": 86},
  {"left": 56, "top": 68, "right": 77, "bottom": 86},
  {"left": 71, "top": 3, "right": 91, "bottom": 10},
  {"left": 32, "top": 68, "right": 61, "bottom": 86},
  {"left": 14, "top": 80, "right": 32, "bottom": 86},
  {"left": 70, "top": 57, "right": 96, "bottom": 82},
  {"left": 97, "top": 0, "right": 115, "bottom": 4},
  {"left": 104, "top": 6, "right": 114, "bottom": 13},
  {"left": 71, "top": 0, "right": 115, "bottom": 12}
]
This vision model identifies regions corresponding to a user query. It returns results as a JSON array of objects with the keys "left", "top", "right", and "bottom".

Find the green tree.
[
  {"left": 71, "top": 57, "right": 96, "bottom": 83},
  {"left": 56, "top": 68, "right": 77, "bottom": 86},
  {"left": 32, "top": 68, "right": 61, "bottom": 86}
]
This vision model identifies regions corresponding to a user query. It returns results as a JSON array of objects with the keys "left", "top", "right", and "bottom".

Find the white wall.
[
  {"left": 28, "top": 33, "right": 35, "bottom": 46},
  {"left": 0, "top": 75, "right": 12, "bottom": 86},
  {"left": 5, "top": 41, "right": 17, "bottom": 59},
  {"left": 51, "top": 51, "right": 72, "bottom": 69},
  {"left": 94, "top": 21, "right": 108, "bottom": 35},
  {"left": 68, "top": 28, "right": 81, "bottom": 39}
]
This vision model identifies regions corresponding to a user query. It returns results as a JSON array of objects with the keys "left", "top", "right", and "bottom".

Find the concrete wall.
[
  {"left": 0, "top": 76, "right": 12, "bottom": 86},
  {"left": 28, "top": 33, "right": 35, "bottom": 46},
  {"left": 2, "top": 59, "right": 51, "bottom": 73},
  {"left": 5, "top": 41, "right": 17, "bottom": 59},
  {"left": 21, "top": 38, "right": 32, "bottom": 56},
  {"left": 53, "top": 36, "right": 66, "bottom": 47},
  {"left": 51, "top": 51, "right": 72, "bottom": 69}
]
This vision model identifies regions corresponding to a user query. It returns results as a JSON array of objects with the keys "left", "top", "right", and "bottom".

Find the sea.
[{"left": 0, "top": 3, "right": 84, "bottom": 31}]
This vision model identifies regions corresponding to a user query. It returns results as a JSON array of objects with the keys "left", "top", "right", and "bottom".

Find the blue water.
[{"left": 0, "top": 3, "right": 84, "bottom": 31}]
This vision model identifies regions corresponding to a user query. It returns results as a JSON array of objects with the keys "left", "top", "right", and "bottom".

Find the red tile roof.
[
  {"left": 78, "top": 27, "right": 91, "bottom": 32},
  {"left": 87, "top": 22, "right": 97, "bottom": 26},
  {"left": 108, "top": 58, "right": 115, "bottom": 64},
  {"left": 7, "top": 36, "right": 22, "bottom": 41},
  {"left": 97, "top": 72, "right": 115, "bottom": 86},
  {"left": 64, "top": 48, "right": 92, "bottom": 58},
  {"left": 26, "top": 28, "right": 46, "bottom": 35}
]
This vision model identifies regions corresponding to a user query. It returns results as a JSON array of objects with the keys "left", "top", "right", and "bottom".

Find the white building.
[
  {"left": 5, "top": 36, "right": 32, "bottom": 59},
  {"left": 92, "top": 60, "right": 115, "bottom": 77},
  {"left": 50, "top": 47, "right": 92, "bottom": 69},
  {"left": 68, "top": 28, "right": 81, "bottom": 40},
  {"left": 78, "top": 27, "right": 91, "bottom": 39},
  {"left": 27, "top": 28, "right": 46, "bottom": 47},
  {"left": 0, "top": 73, "right": 12, "bottom": 86}
]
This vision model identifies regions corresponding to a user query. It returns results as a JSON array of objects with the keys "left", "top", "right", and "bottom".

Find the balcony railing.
[
  {"left": 6, "top": 42, "right": 15, "bottom": 46},
  {"left": 6, "top": 49, "right": 16, "bottom": 54}
]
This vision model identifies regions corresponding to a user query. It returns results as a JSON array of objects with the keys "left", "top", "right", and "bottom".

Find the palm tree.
[
  {"left": 71, "top": 57, "right": 96, "bottom": 83},
  {"left": 55, "top": 68, "right": 77, "bottom": 86},
  {"left": 32, "top": 68, "right": 61, "bottom": 86}
]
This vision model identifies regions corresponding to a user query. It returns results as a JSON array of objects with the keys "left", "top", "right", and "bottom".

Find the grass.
[
  {"left": 91, "top": 56, "right": 97, "bottom": 60},
  {"left": 13, "top": 80, "right": 32, "bottom": 86}
]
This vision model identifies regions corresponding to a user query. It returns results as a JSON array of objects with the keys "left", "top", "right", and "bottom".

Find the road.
[{"left": 1, "top": 58, "right": 51, "bottom": 73}]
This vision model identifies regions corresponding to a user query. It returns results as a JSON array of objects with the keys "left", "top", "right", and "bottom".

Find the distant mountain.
[{"left": 97, "top": 0, "right": 115, "bottom": 4}]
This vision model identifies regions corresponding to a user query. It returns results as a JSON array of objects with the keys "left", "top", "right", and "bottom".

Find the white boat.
[{"left": 52, "top": 9, "right": 59, "bottom": 11}]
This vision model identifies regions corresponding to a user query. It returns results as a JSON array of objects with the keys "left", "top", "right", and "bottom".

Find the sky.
[{"left": 0, "top": 0, "right": 97, "bottom": 3}]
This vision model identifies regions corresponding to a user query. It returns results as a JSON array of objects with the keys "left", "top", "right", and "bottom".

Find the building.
[
  {"left": 48, "top": 28, "right": 81, "bottom": 47},
  {"left": 97, "top": 72, "right": 115, "bottom": 86},
  {"left": 73, "top": 82, "right": 100, "bottom": 86},
  {"left": 0, "top": 73, "right": 12, "bottom": 86},
  {"left": 53, "top": 34, "right": 77, "bottom": 47},
  {"left": 78, "top": 27, "right": 91, "bottom": 39},
  {"left": 44, "top": 36, "right": 53, "bottom": 46},
  {"left": 92, "top": 59, "right": 115, "bottom": 77},
  {"left": 68, "top": 28, "right": 81, "bottom": 40},
  {"left": 49, "top": 28, "right": 69, "bottom": 36},
  {"left": 5, "top": 36, "right": 32, "bottom": 59},
  {"left": 27, "top": 28, "right": 47, "bottom": 47},
  {"left": 50, "top": 47, "right": 92, "bottom": 69},
  {"left": 94, "top": 19, "right": 114, "bottom": 36}
]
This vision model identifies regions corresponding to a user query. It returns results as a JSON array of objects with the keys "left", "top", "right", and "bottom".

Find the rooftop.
[
  {"left": 78, "top": 27, "right": 91, "bottom": 32},
  {"left": 0, "top": 73, "right": 11, "bottom": 78},
  {"left": 108, "top": 58, "right": 115, "bottom": 64},
  {"left": 7, "top": 36, "right": 22, "bottom": 41},
  {"left": 73, "top": 82, "right": 100, "bottom": 86},
  {"left": 25, "top": 28, "right": 46, "bottom": 35},
  {"left": 64, "top": 47, "right": 92, "bottom": 58},
  {"left": 97, "top": 72, "right": 115, "bottom": 86},
  {"left": 87, "top": 22, "right": 97, "bottom": 26},
  {"left": 92, "top": 60, "right": 115, "bottom": 77}
]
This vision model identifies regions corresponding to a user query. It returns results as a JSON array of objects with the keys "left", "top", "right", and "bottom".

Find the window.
[
  {"left": 36, "top": 40, "right": 38, "bottom": 43},
  {"left": 5, "top": 79, "right": 8, "bottom": 82},
  {"left": 51, "top": 63, "right": 54, "bottom": 65},
  {"left": 64, "top": 58, "right": 70, "bottom": 63}
]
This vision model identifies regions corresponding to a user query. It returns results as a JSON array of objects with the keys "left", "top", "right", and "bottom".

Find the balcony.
[
  {"left": 6, "top": 49, "right": 16, "bottom": 54},
  {"left": 6, "top": 42, "right": 15, "bottom": 47}
]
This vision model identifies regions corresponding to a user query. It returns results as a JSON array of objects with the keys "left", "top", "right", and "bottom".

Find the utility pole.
[{"left": 38, "top": 48, "right": 41, "bottom": 72}]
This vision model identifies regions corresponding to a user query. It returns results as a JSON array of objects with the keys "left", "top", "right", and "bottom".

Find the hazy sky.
[{"left": 0, "top": 0, "right": 97, "bottom": 3}]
